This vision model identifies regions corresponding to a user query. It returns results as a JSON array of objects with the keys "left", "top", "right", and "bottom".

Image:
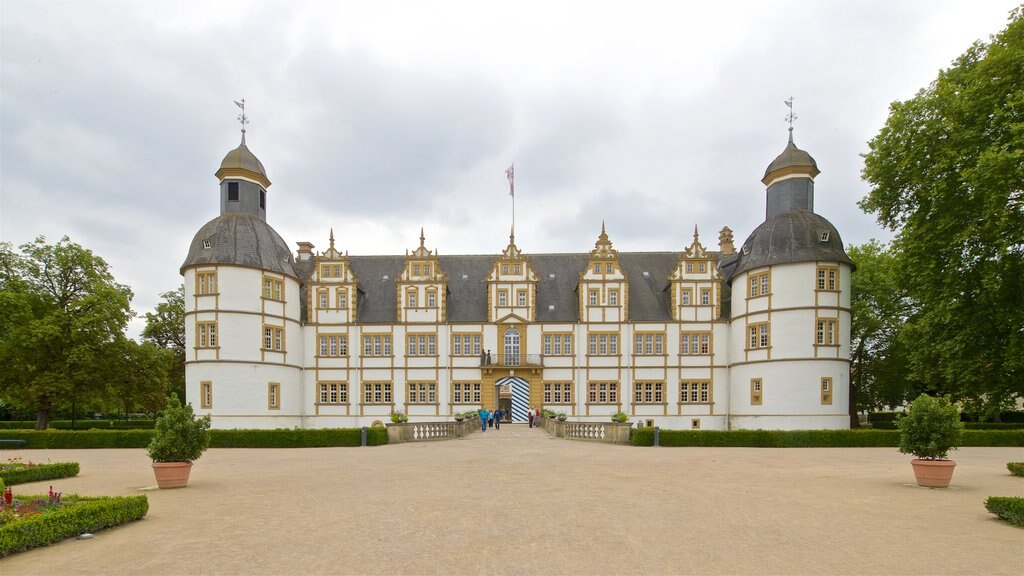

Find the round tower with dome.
[
  {"left": 721, "top": 128, "right": 854, "bottom": 429},
  {"left": 181, "top": 120, "right": 304, "bottom": 428}
]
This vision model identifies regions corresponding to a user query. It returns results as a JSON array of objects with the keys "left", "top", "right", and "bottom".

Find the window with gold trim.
[
  {"left": 747, "top": 322, "right": 770, "bottom": 349},
  {"left": 452, "top": 382, "right": 482, "bottom": 404},
  {"left": 407, "top": 288, "right": 417, "bottom": 308},
  {"left": 263, "top": 325, "right": 284, "bottom": 352},
  {"left": 317, "top": 334, "right": 348, "bottom": 357},
  {"left": 427, "top": 288, "right": 437, "bottom": 308},
  {"left": 750, "top": 378, "right": 763, "bottom": 405},
  {"left": 748, "top": 271, "right": 770, "bottom": 298},
  {"left": 497, "top": 289, "right": 508, "bottom": 306},
  {"left": 452, "top": 334, "right": 482, "bottom": 356},
  {"left": 680, "top": 288, "right": 692, "bottom": 306},
  {"left": 588, "top": 333, "right": 619, "bottom": 355},
  {"left": 700, "top": 288, "right": 711, "bottom": 305},
  {"left": 608, "top": 288, "right": 619, "bottom": 306},
  {"left": 634, "top": 332, "right": 665, "bottom": 355},
  {"left": 317, "top": 288, "right": 329, "bottom": 309},
  {"left": 821, "top": 377, "right": 833, "bottom": 405},
  {"left": 816, "top": 266, "right": 839, "bottom": 291},
  {"left": 363, "top": 382, "right": 393, "bottom": 404},
  {"left": 318, "top": 382, "right": 348, "bottom": 404},
  {"left": 406, "top": 334, "right": 437, "bottom": 357},
  {"left": 337, "top": 289, "right": 348, "bottom": 309},
  {"left": 588, "top": 289, "right": 599, "bottom": 306},
  {"left": 816, "top": 318, "right": 839, "bottom": 346},
  {"left": 680, "top": 381, "right": 711, "bottom": 404},
  {"left": 268, "top": 383, "right": 280, "bottom": 410},
  {"left": 196, "top": 271, "right": 217, "bottom": 295},
  {"left": 408, "top": 382, "right": 437, "bottom": 404},
  {"left": 516, "top": 289, "right": 527, "bottom": 306},
  {"left": 544, "top": 382, "right": 573, "bottom": 404},
  {"left": 680, "top": 331, "right": 711, "bottom": 355},
  {"left": 587, "top": 382, "right": 618, "bottom": 404},
  {"left": 362, "top": 334, "right": 392, "bottom": 357},
  {"left": 634, "top": 381, "right": 664, "bottom": 404},
  {"left": 196, "top": 321, "right": 217, "bottom": 348},
  {"left": 542, "top": 333, "right": 573, "bottom": 356},
  {"left": 263, "top": 276, "right": 284, "bottom": 301},
  {"left": 200, "top": 381, "right": 212, "bottom": 408}
]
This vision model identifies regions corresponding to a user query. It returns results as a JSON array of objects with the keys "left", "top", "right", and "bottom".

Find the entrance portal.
[{"left": 496, "top": 376, "right": 530, "bottom": 422}]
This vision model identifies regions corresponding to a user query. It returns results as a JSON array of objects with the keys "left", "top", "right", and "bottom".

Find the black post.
[
  {"left": 361, "top": 426, "right": 367, "bottom": 447},
  {"left": 654, "top": 426, "right": 660, "bottom": 447}
]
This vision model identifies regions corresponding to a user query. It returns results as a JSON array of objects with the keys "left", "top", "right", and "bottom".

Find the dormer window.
[
  {"left": 260, "top": 189, "right": 266, "bottom": 209},
  {"left": 819, "top": 230, "right": 830, "bottom": 242},
  {"left": 227, "top": 182, "right": 239, "bottom": 202},
  {"left": 202, "top": 239, "right": 212, "bottom": 250}
]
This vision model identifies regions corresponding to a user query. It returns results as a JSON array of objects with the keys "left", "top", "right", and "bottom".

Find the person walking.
[
  {"left": 479, "top": 407, "right": 489, "bottom": 432},
  {"left": 493, "top": 408, "right": 502, "bottom": 430},
  {"left": 527, "top": 406, "right": 535, "bottom": 428}
]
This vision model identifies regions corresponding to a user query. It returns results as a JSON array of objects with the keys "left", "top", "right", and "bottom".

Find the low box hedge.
[
  {"left": 1007, "top": 462, "right": 1024, "bottom": 477},
  {"left": 984, "top": 496, "right": 1024, "bottom": 528},
  {"left": 0, "top": 427, "right": 388, "bottom": 449},
  {"left": 0, "top": 462, "right": 79, "bottom": 485},
  {"left": 0, "top": 421, "right": 155, "bottom": 430},
  {"left": 0, "top": 493, "right": 149, "bottom": 557},
  {"left": 630, "top": 428, "right": 1024, "bottom": 447}
]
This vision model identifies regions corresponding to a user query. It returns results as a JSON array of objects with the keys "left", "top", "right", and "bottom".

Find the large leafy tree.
[
  {"left": 0, "top": 237, "right": 134, "bottom": 428},
  {"left": 860, "top": 9, "right": 1024, "bottom": 417},
  {"left": 142, "top": 286, "right": 185, "bottom": 401},
  {"left": 107, "top": 338, "right": 173, "bottom": 417}
]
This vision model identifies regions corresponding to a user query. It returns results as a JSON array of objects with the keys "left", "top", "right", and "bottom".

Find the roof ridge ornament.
[
  {"left": 234, "top": 99, "right": 249, "bottom": 144},
  {"left": 784, "top": 97, "right": 797, "bottom": 144}
]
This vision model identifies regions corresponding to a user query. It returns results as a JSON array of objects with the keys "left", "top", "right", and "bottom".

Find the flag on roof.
[{"left": 505, "top": 164, "right": 514, "bottom": 197}]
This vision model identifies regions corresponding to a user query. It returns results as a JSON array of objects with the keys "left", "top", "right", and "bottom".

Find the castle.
[{"left": 182, "top": 126, "right": 853, "bottom": 430}]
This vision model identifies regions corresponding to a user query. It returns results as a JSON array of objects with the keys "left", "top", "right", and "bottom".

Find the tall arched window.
[{"left": 504, "top": 327, "right": 521, "bottom": 366}]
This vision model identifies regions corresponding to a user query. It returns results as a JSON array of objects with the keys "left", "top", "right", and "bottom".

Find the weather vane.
[
  {"left": 784, "top": 97, "right": 797, "bottom": 131},
  {"left": 234, "top": 98, "right": 249, "bottom": 135}
]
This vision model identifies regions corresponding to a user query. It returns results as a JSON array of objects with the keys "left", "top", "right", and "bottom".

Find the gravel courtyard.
[{"left": 1, "top": 426, "right": 1022, "bottom": 575}]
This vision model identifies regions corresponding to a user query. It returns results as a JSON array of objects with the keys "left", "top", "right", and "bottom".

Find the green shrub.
[
  {"left": 0, "top": 421, "right": 155, "bottom": 430},
  {"left": 868, "top": 412, "right": 899, "bottom": 424},
  {"left": 965, "top": 423, "right": 1024, "bottom": 430},
  {"left": 147, "top": 395, "right": 211, "bottom": 463},
  {"left": 0, "top": 494, "right": 149, "bottom": 557},
  {"left": 629, "top": 428, "right": 1024, "bottom": 447},
  {"left": 0, "top": 430, "right": 154, "bottom": 448},
  {"left": 610, "top": 411, "right": 628, "bottom": 423},
  {"left": 390, "top": 411, "right": 408, "bottom": 424},
  {"left": 999, "top": 411, "right": 1024, "bottom": 423},
  {"left": 0, "top": 462, "right": 79, "bottom": 485},
  {"left": 984, "top": 496, "right": 1024, "bottom": 528},
  {"left": 0, "top": 427, "right": 389, "bottom": 448},
  {"left": 897, "top": 394, "right": 964, "bottom": 460},
  {"left": 1007, "top": 462, "right": 1024, "bottom": 477}
]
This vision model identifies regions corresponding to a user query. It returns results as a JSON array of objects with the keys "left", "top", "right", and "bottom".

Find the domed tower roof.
[
  {"left": 724, "top": 210, "right": 853, "bottom": 281},
  {"left": 762, "top": 130, "right": 820, "bottom": 185},
  {"left": 181, "top": 212, "right": 297, "bottom": 278},
  {"left": 215, "top": 136, "right": 271, "bottom": 188}
]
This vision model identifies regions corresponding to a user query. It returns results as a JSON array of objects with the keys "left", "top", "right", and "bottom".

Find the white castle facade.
[{"left": 183, "top": 129, "right": 854, "bottom": 430}]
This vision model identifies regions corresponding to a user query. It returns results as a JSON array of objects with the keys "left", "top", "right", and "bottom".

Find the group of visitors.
[
  {"left": 527, "top": 406, "right": 542, "bottom": 427},
  {"left": 477, "top": 406, "right": 543, "bottom": 430}
]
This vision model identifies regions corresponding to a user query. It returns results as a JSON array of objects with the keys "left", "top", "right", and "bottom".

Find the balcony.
[{"left": 479, "top": 354, "right": 543, "bottom": 367}]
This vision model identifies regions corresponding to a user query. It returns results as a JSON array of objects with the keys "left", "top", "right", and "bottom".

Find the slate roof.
[
  {"left": 763, "top": 133, "right": 820, "bottom": 181},
  {"left": 218, "top": 139, "right": 268, "bottom": 179},
  {"left": 727, "top": 209, "right": 854, "bottom": 280},
  {"left": 181, "top": 213, "right": 297, "bottom": 277},
  {"left": 296, "top": 251, "right": 727, "bottom": 325}
]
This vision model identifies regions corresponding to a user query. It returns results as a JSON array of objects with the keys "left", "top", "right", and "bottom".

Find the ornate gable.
[
  {"left": 397, "top": 229, "right": 447, "bottom": 323},
  {"left": 486, "top": 231, "right": 539, "bottom": 322}
]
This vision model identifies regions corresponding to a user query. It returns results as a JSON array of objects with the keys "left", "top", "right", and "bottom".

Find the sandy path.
[{"left": 1, "top": 426, "right": 1022, "bottom": 575}]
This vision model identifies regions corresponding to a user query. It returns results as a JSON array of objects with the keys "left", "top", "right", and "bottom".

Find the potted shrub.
[
  {"left": 610, "top": 411, "right": 629, "bottom": 424},
  {"left": 897, "top": 394, "right": 964, "bottom": 487},
  {"left": 390, "top": 411, "right": 409, "bottom": 424},
  {"left": 147, "top": 395, "right": 211, "bottom": 489},
  {"left": 556, "top": 412, "right": 568, "bottom": 422}
]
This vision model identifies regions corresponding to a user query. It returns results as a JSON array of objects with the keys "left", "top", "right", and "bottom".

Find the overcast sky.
[{"left": 1, "top": 0, "right": 1019, "bottom": 338}]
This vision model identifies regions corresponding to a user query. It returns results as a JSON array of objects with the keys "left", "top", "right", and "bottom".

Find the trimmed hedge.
[
  {"left": 0, "top": 427, "right": 388, "bottom": 449},
  {"left": 1007, "top": 462, "right": 1024, "bottom": 477},
  {"left": 0, "top": 462, "right": 79, "bottom": 485},
  {"left": 0, "top": 421, "right": 155, "bottom": 430},
  {"left": 868, "top": 411, "right": 1024, "bottom": 426},
  {"left": 630, "top": 428, "right": 1024, "bottom": 447},
  {"left": 0, "top": 494, "right": 149, "bottom": 557},
  {"left": 984, "top": 496, "right": 1024, "bottom": 528}
]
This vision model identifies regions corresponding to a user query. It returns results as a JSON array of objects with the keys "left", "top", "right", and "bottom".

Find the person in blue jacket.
[
  {"left": 493, "top": 408, "right": 502, "bottom": 430},
  {"left": 479, "top": 408, "right": 489, "bottom": 431}
]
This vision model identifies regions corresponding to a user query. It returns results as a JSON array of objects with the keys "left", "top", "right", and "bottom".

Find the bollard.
[
  {"left": 361, "top": 426, "right": 367, "bottom": 447},
  {"left": 654, "top": 426, "right": 660, "bottom": 447}
]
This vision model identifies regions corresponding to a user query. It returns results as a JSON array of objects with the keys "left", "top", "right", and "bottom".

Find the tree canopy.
[
  {"left": 860, "top": 9, "right": 1024, "bottom": 416},
  {"left": 142, "top": 285, "right": 185, "bottom": 401}
]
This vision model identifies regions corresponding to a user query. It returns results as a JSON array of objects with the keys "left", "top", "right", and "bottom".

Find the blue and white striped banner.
[{"left": 498, "top": 376, "right": 530, "bottom": 422}]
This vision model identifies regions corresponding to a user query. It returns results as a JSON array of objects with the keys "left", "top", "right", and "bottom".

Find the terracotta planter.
[
  {"left": 911, "top": 458, "right": 956, "bottom": 488},
  {"left": 152, "top": 461, "right": 193, "bottom": 489}
]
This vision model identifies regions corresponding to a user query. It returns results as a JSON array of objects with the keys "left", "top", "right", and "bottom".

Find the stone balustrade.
[
  {"left": 539, "top": 416, "right": 633, "bottom": 444},
  {"left": 386, "top": 416, "right": 480, "bottom": 443}
]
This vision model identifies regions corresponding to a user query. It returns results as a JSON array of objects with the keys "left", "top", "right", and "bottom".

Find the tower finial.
[
  {"left": 234, "top": 99, "right": 249, "bottom": 144},
  {"left": 329, "top": 228, "right": 335, "bottom": 250},
  {"left": 784, "top": 97, "right": 797, "bottom": 143},
  {"left": 509, "top": 225, "right": 515, "bottom": 246},
  {"left": 419, "top": 227, "right": 425, "bottom": 248},
  {"left": 693, "top": 223, "right": 699, "bottom": 244}
]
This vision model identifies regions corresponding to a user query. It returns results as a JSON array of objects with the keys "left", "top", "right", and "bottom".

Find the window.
[
  {"left": 606, "top": 264, "right": 613, "bottom": 274},
  {"left": 263, "top": 325, "right": 284, "bottom": 352},
  {"left": 750, "top": 378, "right": 763, "bottom": 405},
  {"left": 680, "top": 381, "right": 711, "bottom": 404},
  {"left": 692, "top": 419, "right": 701, "bottom": 429},
  {"left": 408, "top": 382, "right": 437, "bottom": 404},
  {"left": 427, "top": 289, "right": 437, "bottom": 308},
  {"left": 259, "top": 189, "right": 265, "bottom": 209},
  {"left": 263, "top": 276, "right": 283, "bottom": 301},
  {"left": 337, "top": 289, "right": 348, "bottom": 309},
  {"left": 544, "top": 383, "right": 573, "bottom": 404},
  {"left": 700, "top": 288, "right": 711, "bottom": 306},
  {"left": 634, "top": 382, "right": 664, "bottom": 404},
  {"left": 816, "top": 319, "right": 839, "bottom": 346},
  {"left": 821, "top": 377, "right": 833, "bottom": 405},
  {"left": 542, "top": 333, "right": 573, "bottom": 356},
  {"left": 227, "top": 182, "right": 239, "bottom": 202},
  {"left": 634, "top": 332, "right": 665, "bottom": 355},
  {"left": 318, "top": 288, "right": 328, "bottom": 309},
  {"left": 317, "top": 335, "right": 348, "bottom": 357},
  {"left": 686, "top": 262, "right": 693, "bottom": 273},
  {"left": 698, "top": 262, "right": 706, "bottom": 273},
  {"left": 452, "top": 383, "right": 482, "bottom": 404},
  {"left": 680, "top": 288, "right": 692, "bottom": 306},
  {"left": 513, "top": 264, "right": 521, "bottom": 275},
  {"left": 748, "top": 271, "right": 770, "bottom": 298},
  {"left": 196, "top": 321, "right": 217, "bottom": 348},
  {"left": 407, "top": 334, "right": 437, "bottom": 357},
  {"left": 588, "top": 333, "right": 619, "bottom": 355},
  {"left": 593, "top": 264, "right": 601, "bottom": 274},
  {"left": 407, "top": 289, "right": 417, "bottom": 308},
  {"left": 362, "top": 334, "right": 392, "bottom": 357},
  {"left": 748, "top": 322, "right": 770, "bottom": 349},
  {"left": 817, "top": 266, "right": 839, "bottom": 291},
  {"left": 268, "top": 383, "right": 280, "bottom": 410},
  {"left": 587, "top": 382, "right": 618, "bottom": 404},
  {"left": 318, "top": 382, "right": 348, "bottom": 404},
  {"left": 517, "top": 289, "right": 527, "bottom": 306},
  {"left": 588, "top": 289, "right": 599, "bottom": 306},
  {"left": 502, "top": 264, "right": 509, "bottom": 275},
  {"left": 414, "top": 264, "right": 421, "bottom": 275},
  {"left": 608, "top": 289, "right": 619, "bottom": 306},
  {"left": 497, "top": 290, "right": 508, "bottom": 306},
  {"left": 680, "top": 332, "right": 712, "bottom": 355},
  {"left": 196, "top": 271, "right": 217, "bottom": 295},
  {"left": 452, "top": 334, "right": 482, "bottom": 357},
  {"left": 363, "top": 382, "right": 393, "bottom": 404},
  {"left": 200, "top": 381, "right": 212, "bottom": 408},
  {"left": 424, "top": 265, "right": 431, "bottom": 276}
]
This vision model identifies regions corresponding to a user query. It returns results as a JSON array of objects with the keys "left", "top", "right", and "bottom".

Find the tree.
[
  {"left": 0, "top": 237, "right": 134, "bottom": 428},
  {"left": 108, "top": 338, "right": 173, "bottom": 417},
  {"left": 848, "top": 241, "right": 919, "bottom": 421},
  {"left": 142, "top": 286, "right": 185, "bottom": 402},
  {"left": 860, "top": 9, "right": 1024, "bottom": 418}
]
